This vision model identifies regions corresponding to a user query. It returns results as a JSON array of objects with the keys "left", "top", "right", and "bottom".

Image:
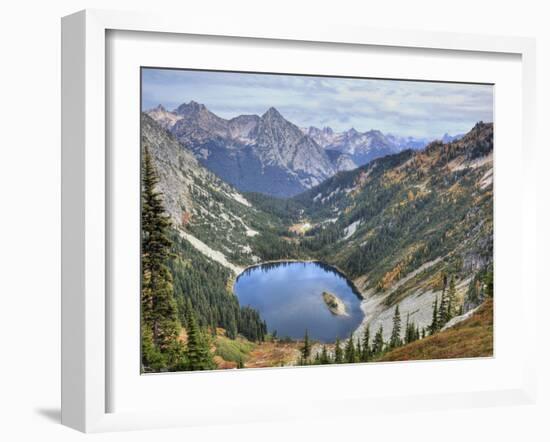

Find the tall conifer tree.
[
  {"left": 184, "top": 300, "right": 215, "bottom": 371},
  {"left": 361, "top": 326, "right": 371, "bottom": 362},
  {"left": 301, "top": 329, "right": 311, "bottom": 361},
  {"left": 320, "top": 345, "right": 330, "bottom": 364},
  {"left": 389, "top": 304, "right": 402, "bottom": 348},
  {"left": 373, "top": 326, "right": 384, "bottom": 355},
  {"left": 484, "top": 269, "right": 494, "bottom": 298},
  {"left": 430, "top": 296, "right": 439, "bottom": 335},
  {"left": 438, "top": 273, "right": 449, "bottom": 325},
  {"left": 344, "top": 334, "right": 356, "bottom": 363},
  {"left": 141, "top": 146, "right": 183, "bottom": 370},
  {"left": 334, "top": 338, "right": 343, "bottom": 363}
]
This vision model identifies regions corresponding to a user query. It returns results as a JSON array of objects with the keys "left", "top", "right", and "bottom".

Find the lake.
[{"left": 233, "top": 261, "right": 364, "bottom": 342}]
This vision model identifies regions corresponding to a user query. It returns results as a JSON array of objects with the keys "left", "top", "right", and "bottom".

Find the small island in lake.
[{"left": 322, "top": 291, "right": 348, "bottom": 316}]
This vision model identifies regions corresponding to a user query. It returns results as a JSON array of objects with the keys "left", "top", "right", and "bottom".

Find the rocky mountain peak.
[
  {"left": 174, "top": 100, "right": 209, "bottom": 116},
  {"left": 146, "top": 104, "right": 183, "bottom": 130},
  {"left": 366, "top": 129, "right": 383, "bottom": 137},
  {"left": 228, "top": 114, "right": 260, "bottom": 141},
  {"left": 262, "top": 107, "right": 284, "bottom": 121}
]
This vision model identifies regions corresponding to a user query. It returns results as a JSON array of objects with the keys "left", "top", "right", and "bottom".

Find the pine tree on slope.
[
  {"left": 389, "top": 304, "right": 402, "bottom": 349},
  {"left": 301, "top": 329, "right": 311, "bottom": 362},
  {"left": 141, "top": 145, "right": 183, "bottom": 370},
  {"left": 373, "top": 326, "right": 384, "bottom": 355},
  {"left": 430, "top": 296, "right": 439, "bottom": 335},
  {"left": 334, "top": 338, "right": 343, "bottom": 364},
  {"left": 344, "top": 334, "right": 356, "bottom": 363},
  {"left": 361, "top": 326, "right": 371, "bottom": 362}
]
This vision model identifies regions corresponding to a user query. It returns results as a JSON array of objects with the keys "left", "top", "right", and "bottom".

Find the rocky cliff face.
[
  {"left": 146, "top": 104, "right": 183, "bottom": 130},
  {"left": 141, "top": 113, "right": 269, "bottom": 269},
  {"left": 147, "top": 103, "right": 337, "bottom": 197},
  {"left": 171, "top": 101, "right": 230, "bottom": 144},
  {"left": 147, "top": 102, "right": 457, "bottom": 198},
  {"left": 253, "top": 108, "right": 336, "bottom": 189}
]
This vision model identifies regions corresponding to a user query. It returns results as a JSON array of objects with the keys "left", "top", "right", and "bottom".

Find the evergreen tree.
[
  {"left": 334, "top": 338, "right": 343, "bottom": 363},
  {"left": 301, "top": 329, "right": 311, "bottom": 361},
  {"left": 430, "top": 296, "right": 439, "bottom": 335},
  {"left": 320, "top": 345, "right": 330, "bottom": 364},
  {"left": 484, "top": 269, "right": 494, "bottom": 298},
  {"left": 344, "top": 334, "right": 356, "bottom": 363},
  {"left": 141, "top": 327, "right": 165, "bottom": 371},
  {"left": 361, "top": 326, "right": 371, "bottom": 362},
  {"left": 405, "top": 316, "right": 416, "bottom": 345},
  {"left": 184, "top": 302, "right": 215, "bottom": 371},
  {"left": 438, "top": 273, "right": 449, "bottom": 326},
  {"left": 372, "top": 326, "right": 384, "bottom": 355},
  {"left": 404, "top": 313, "right": 410, "bottom": 339},
  {"left": 447, "top": 274, "right": 457, "bottom": 319},
  {"left": 389, "top": 304, "right": 402, "bottom": 348},
  {"left": 314, "top": 351, "right": 321, "bottom": 365},
  {"left": 141, "top": 146, "right": 183, "bottom": 370},
  {"left": 165, "top": 335, "right": 188, "bottom": 371},
  {"left": 356, "top": 339, "right": 362, "bottom": 362},
  {"left": 438, "top": 294, "right": 448, "bottom": 326}
]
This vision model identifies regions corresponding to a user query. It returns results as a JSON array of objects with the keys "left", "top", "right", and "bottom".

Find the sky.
[{"left": 141, "top": 68, "right": 493, "bottom": 139}]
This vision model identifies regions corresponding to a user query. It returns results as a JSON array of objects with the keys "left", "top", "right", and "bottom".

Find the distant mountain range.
[{"left": 146, "top": 102, "right": 463, "bottom": 197}]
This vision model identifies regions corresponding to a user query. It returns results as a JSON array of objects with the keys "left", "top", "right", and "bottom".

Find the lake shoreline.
[
  {"left": 232, "top": 259, "right": 364, "bottom": 300},
  {"left": 232, "top": 260, "right": 365, "bottom": 343}
]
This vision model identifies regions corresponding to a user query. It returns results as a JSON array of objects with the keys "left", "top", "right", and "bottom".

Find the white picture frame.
[{"left": 61, "top": 9, "right": 537, "bottom": 433}]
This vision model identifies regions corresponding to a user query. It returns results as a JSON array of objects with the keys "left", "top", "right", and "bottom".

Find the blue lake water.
[{"left": 233, "top": 261, "right": 364, "bottom": 342}]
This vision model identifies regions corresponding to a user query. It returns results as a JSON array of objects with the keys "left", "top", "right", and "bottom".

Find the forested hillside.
[
  {"left": 169, "top": 232, "right": 266, "bottom": 342},
  {"left": 141, "top": 127, "right": 266, "bottom": 373},
  {"left": 292, "top": 122, "right": 493, "bottom": 342}
]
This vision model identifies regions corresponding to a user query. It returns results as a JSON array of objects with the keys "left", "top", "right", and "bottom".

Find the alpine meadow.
[{"left": 140, "top": 68, "right": 494, "bottom": 373}]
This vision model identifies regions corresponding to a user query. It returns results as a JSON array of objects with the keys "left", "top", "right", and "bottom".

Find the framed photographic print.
[
  {"left": 61, "top": 9, "right": 537, "bottom": 432},
  {"left": 139, "top": 67, "right": 495, "bottom": 373}
]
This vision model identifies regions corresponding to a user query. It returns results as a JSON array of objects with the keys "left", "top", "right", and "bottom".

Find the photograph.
[
  {"left": 1, "top": 1, "right": 546, "bottom": 439},
  {"left": 140, "top": 68, "right": 494, "bottom": 373}
]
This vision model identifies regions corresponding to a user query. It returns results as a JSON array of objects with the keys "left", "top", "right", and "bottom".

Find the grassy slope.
[
  {"left": 212, "top": 332, "right": 302, "bottom": 369},
  {"left": 244, "top": 341, "right": 302, "bottom": 368},
  {"left": 214, "top": 335, "right": 256, "bottom": 363},
  {"left": 378, "top": 298, "right": 493, "bottom": 362}
]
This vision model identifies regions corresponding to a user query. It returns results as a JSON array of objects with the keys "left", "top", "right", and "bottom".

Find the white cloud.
[{"left": 142, "top": 68, "right": 493, "bottom": 138}]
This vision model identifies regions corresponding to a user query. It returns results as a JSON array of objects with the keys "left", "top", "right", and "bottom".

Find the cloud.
[{"left": 141, "top": 68, "right": 493, "bottom": 138}]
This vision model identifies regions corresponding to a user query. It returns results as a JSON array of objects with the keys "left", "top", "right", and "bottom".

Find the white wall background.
[{"left": 0, "top": 1, "right": 547, "bottom": 441}]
